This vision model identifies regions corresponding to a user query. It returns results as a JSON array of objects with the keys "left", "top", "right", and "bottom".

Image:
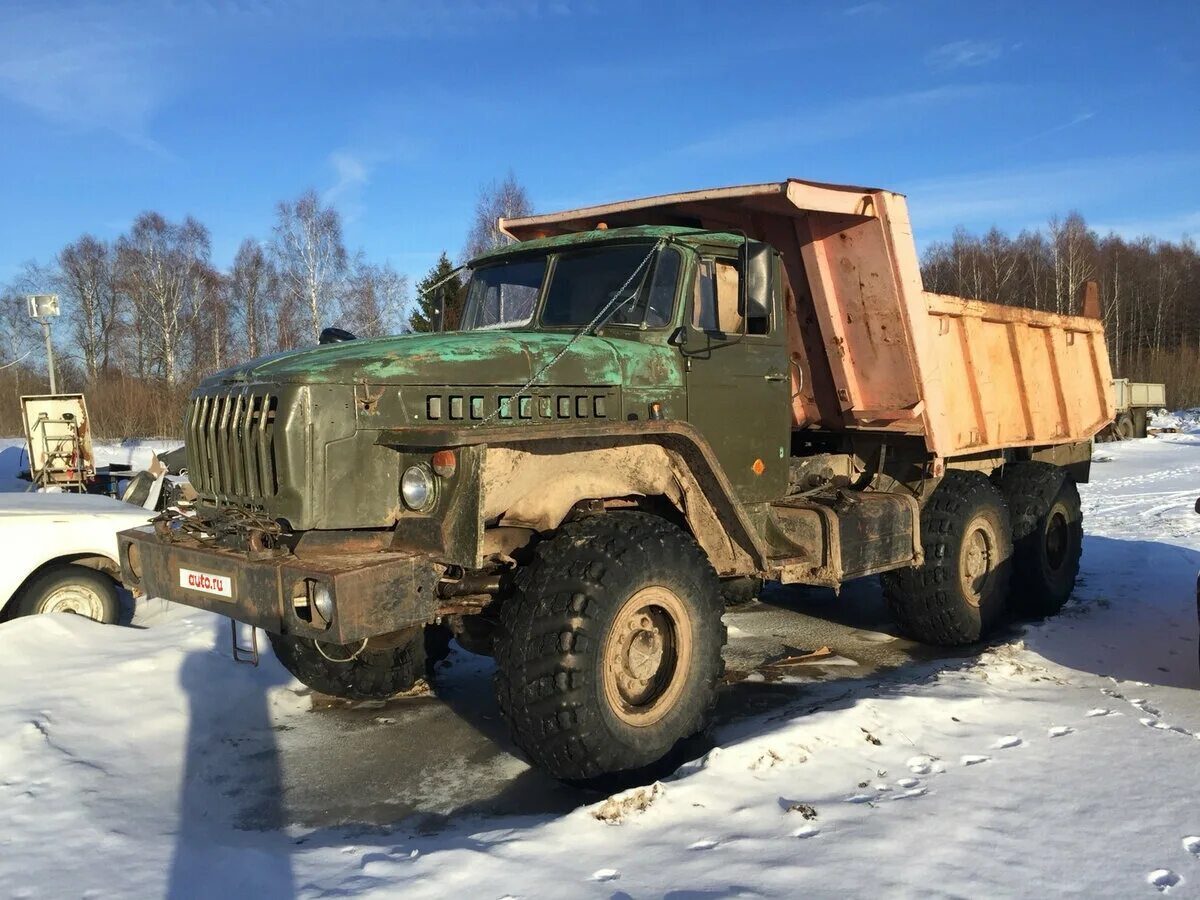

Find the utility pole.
[{"left": 26, "top": 294, "right": 60, "bottom": 394}]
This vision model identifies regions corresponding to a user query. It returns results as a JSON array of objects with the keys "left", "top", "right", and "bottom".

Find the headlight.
[
  {"left": 401, "top": 464, "right": 436, "bottom": 511},
  {"left": 312, "top": 582, "right": 334, "bottom": 624}
]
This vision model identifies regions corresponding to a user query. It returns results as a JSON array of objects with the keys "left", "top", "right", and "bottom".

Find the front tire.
[
  {"left": 268, "top": 625, "right": 450, "bottom": 701},
  {"left": 998, "top": 462, "right": 1082, "bottom": 617},
  {"left": 14, "top": 565, "right": 120, "bottom": 624},
  {"left": 882, "top": 471, "right": 1013, "bottom": 646},
  {"left": 494, "top": 512, "right": 726, "bottom": 784}
]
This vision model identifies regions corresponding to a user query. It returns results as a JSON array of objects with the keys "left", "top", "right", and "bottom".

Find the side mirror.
[
  {"left": 319, "top": 327, "right": 357, "bottom": 344},
  {"left": 739, "top": 240, "right": 772, "bottom": 333}
]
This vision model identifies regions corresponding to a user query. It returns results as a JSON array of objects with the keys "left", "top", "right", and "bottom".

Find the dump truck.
[
  {"left": 1104, "top": 378, "right": 1166, "bottom": 440},
  {"left": 120, "top": 179, "right": 1115, "bottom": 783}
]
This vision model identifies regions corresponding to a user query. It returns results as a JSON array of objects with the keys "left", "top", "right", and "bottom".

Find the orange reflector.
[
  {"left": 751, "top": 458, "right": 765, "bottom": 476},
  {"left": 431, "top": 449, "right": 457, "bottom": 478}
]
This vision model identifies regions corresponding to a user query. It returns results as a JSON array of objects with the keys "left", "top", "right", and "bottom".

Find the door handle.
[{"left": 764, "top": 370, "right": 787, "bottom": 382}]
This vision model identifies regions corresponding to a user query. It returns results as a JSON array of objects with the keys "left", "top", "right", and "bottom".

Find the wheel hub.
[
  {"left": 39, "top": 584, "right": 105, "bottom": 620},
  {"left": 602, "top": 586, "right": 693, "bottom": 727},
  {"left": 959, "top": 519, "right": 998, "bottom": 607},
  {"left": 1045, "top": 509, "right": 1069, "bottom": 571}
]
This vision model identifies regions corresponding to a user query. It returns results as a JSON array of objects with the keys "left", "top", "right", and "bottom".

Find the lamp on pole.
[{"left": 26, "top": 294, "right": 60, "bottom": 394}]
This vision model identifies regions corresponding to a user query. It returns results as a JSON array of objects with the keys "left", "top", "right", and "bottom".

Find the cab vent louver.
[{"left": 425, "top": 392, "right": 609, "bottom": 422}]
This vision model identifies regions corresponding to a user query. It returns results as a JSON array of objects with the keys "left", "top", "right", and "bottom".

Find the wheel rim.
[
  {"left": 38, "top": 583, "right": 106, "bottom": 620},
  {"left": 601, "top": 586, "right": 692, "bottom": 727},
  {"left": 959, "top": 517, "right": 1000, "bottom": 608},
  {"left": 1044, "top": 507, "right": 1070, "bottom": 572}
]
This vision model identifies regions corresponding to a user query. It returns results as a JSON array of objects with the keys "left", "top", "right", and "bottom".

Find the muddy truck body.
[{"left": 121, "top": 179, "right": 1115, "bottom": 782}]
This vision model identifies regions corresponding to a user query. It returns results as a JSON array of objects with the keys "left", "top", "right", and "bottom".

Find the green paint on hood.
[{"left": 208, "top": 330, "right": 682, "bottom": 389}]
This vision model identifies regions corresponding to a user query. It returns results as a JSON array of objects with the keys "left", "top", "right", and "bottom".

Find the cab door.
[{"left": 679, "top": 254, "right": 791, "bottom": 503}]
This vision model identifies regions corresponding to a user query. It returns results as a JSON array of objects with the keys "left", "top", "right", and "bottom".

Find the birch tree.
[
  {"left": 117, "top": 213, "right": 213, "bottom": 385},
  {"left": 57, "top": 235, "right": 121, "bottom": 381},
  {"left": 342, "top": 261, "right": 407, "bottom": 337},
  {"left": 464, "top": 171, "right": 533, "bottom": 262},
  {"left": 272, "top": 190, "right": 348, "bottom": 343},
  {"left": 229, "top": 239, "right": 274, "bottom": 359}
]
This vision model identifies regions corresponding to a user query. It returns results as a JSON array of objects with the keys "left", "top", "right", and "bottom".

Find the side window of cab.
[{"left": 692, "top": 258, "right": 769, "bottom": 335}]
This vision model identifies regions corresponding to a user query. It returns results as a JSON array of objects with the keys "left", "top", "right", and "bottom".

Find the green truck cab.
[{"left": 122, "top": 180, "right": 1108, "bottom": 783}]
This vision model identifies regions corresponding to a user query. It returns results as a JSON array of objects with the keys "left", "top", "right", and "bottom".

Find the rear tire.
[
  {"left": 998, "top": 462, "right": 1082, "bottom": 617},
  {"left": 269, "top": 624, "right": 450, "bottom": 701},
  {"left": 881, "top": 471, "right": 1013, "bottom": 646},
  {"left": 494, "top": 512, "right": 726, "bottom": 785},
  {"left": 1113, "top": 413, "right": 1135, "bottom": 440},
  {"left": 14, "top": 565, "right": 120, "bottom": 625}
]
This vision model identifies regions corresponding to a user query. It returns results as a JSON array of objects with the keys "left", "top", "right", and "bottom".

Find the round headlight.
[
  {"left": 312, "top": 582, "right": 334, "bottom": 624},
  {"left": 401, "top": 464, "right": 435, "bottom": 511}
]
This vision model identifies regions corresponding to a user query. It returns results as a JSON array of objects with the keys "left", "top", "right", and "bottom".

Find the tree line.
[
  {"left": 2, "top": 188, "right": 1195, "bottom": 438},
  {"left": 921, "top": 213, "right": 1200, "bottom": 408},
  {"left": 0, "top": 173, "right": 530, "bottom": 437}
]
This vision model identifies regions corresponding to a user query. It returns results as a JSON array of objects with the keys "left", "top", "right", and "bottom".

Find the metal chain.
[{"left": 472, "top": 239, "right": 665, "bottom": 428}]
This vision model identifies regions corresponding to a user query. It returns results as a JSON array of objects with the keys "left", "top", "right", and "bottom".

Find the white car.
[{"left": 0, "top": 493, "right": 153, "bottom": 625}]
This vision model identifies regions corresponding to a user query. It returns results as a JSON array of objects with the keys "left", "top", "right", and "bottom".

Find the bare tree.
[
  {"left": 342, "top": 261, "right": 408, "bottom": 338},
  {"left": 463, "top": 170, "right": 533, "bottom": 262},
  {"left": 1048, "top": 213, "right": 1096, "bottom": 315},
  {"left": 56, "top": 235, "right": 122, "bottom": 381},
  {"left": 272, "top": 190, "right": 348, "bottom": 343},
  {"left": 117, "top": 213, "right": 214, "bottom": 385},
  {"left": 228, "top": 239, "right": 275, "bottom": 359}
]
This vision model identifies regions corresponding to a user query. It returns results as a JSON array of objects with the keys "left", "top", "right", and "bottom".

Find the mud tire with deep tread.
[
  {"left": 268, "top": 624, "right": 450, "bottom": 701},
  {"left": 493, "top": 512, "right": 726, "bottom": 785},
  {"left": 881, "top": 470, "right": 1013, "bottom": 646},
  {"left": 998, "top": 462, "right": 1083, "bottom": 618}
]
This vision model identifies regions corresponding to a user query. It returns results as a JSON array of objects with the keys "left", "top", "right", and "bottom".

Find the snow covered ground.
[{"left": 1, "top": 425, "right": 1199, "bottom": 899}]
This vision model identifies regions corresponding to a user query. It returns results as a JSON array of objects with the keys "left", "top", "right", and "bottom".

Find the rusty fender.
[{"left": 378, "top": 420, "right": 767, "bottom": 576}]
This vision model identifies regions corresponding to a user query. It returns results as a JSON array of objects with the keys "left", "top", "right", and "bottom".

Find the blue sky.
[{"left": 1, "top": 0, "right": 1197, "bottom": 284}]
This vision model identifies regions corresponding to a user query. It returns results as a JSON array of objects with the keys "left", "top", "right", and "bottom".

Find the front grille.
[{"left": 187, "top": 391, "right": 279, "bottom": 502}]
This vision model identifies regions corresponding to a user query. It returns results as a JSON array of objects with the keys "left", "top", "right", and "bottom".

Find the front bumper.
[{"left": 118, "top": 526, "right": 441, "bottom": 643}]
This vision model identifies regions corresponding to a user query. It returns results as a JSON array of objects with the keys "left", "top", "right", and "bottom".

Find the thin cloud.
[
  {"left": 1091, "top": 210, "right": 1200, "bottom": 242},
  {"left": 1010, "top": 111, "right": 1096, "bottom": 148},
  {"left": 902, "top": 153, "right": 1200, "bottom": 238},
  {"left": 0, "top": 5, "right": 171, "bottom": 153},
  {"left": 679, "top": 85, "right": 997, "bottom": 158},
  {"left": 322, "top": 151, "right": 374, "bottom": 223},
  {"left": 844, "top": 2, "right": 888, "bottom": 15},
  {"left": 926, "top": 40, "right": 1004, "bottom": 70}
]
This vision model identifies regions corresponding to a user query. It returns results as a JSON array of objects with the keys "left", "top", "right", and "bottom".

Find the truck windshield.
[{"left": 460, "top": 244, "right": 679, "bottom": 331}]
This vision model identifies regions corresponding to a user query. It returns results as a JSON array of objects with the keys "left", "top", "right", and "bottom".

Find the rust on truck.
[
  {"left": 121, "top": 177, "right": 1113, "bottom": 784},
  {"left": 501, "top": 178, "right": 1115, "bottom": 459}
]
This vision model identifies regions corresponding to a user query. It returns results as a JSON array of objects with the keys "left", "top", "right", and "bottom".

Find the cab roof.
[{"left": 469, "top": 224, "right": 745, "bottom": 266}]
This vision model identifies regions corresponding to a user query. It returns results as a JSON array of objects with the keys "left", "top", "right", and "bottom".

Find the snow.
[
  {"left": 1150, "top": 407, "right": 1200, "bottom": 434},
  {"left": 2, "top": 431, "right": 1199, "bottom": 898}
]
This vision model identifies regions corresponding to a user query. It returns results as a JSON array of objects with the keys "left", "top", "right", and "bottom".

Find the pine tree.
[{"left": 409, "top": 252, "right": 464, "bottom": 332}]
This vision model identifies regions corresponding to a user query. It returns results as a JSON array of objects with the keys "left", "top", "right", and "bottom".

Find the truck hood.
[{"left": 211, "top": 331, "right": 634, "bottom": 387}]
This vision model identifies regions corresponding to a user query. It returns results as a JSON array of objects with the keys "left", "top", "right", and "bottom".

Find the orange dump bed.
[{"left": 501, "top": 179, "right": 1115, "bottom": 460}]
